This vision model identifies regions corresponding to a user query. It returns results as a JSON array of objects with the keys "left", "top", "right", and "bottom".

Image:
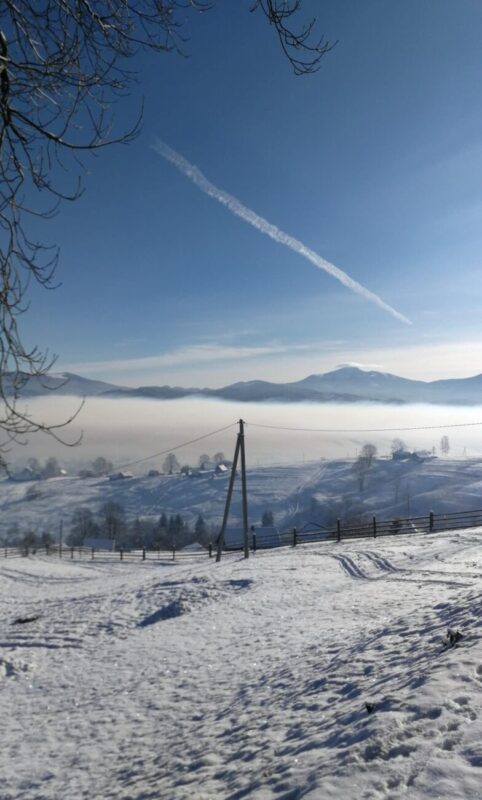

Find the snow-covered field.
[{"left": 1, "top": 529, "right": 482, "bottom": 799}]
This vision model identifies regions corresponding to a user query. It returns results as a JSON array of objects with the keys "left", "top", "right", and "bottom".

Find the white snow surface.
[{"left": 1, "top": 530, "right": 482, "bottom": 798}]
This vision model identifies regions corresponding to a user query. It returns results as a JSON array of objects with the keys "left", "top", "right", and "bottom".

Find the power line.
[
  {"left": 115, "top": 422, "right": 237, "bottom": 471},
  {"left": 245, "top": 420, "right": 482, "bottom": 433}
]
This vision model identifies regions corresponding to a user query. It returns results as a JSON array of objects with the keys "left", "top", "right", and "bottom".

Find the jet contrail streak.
[{"left": 153, "top": 139, "right": 411, "bottom": 325}]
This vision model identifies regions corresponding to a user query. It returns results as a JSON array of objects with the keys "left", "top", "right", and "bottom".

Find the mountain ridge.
[{"left": 6, "top": 366, "right": 482, "bottom": 405}]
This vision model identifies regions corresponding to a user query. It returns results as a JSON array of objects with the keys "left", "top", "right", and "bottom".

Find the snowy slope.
[
  {"left": 3, "top": 457, "right": 482, "bottom": 535},
  {"left": 0, "top": 529, "right": 481, "bottom": 799}
]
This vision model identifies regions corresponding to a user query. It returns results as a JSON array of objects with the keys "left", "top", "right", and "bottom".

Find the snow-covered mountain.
[
  {"left": 7, "top": 366, "right": 482, "bottom": 405},
  {"left": 3, "top": 371, "right": 125, "bottom": 397}
]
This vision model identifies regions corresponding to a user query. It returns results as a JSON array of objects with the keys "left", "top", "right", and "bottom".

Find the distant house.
[
  {"left": 179, "top": 542, "right": 205, "bottom": 552},
  {"left": 392, "top": 450, "right": 423, "bottom": 462},
  {"left": 215, "top": 464, "right": 229, "bottom": 475},
  {"left": 78, "top": 469, "right": 95, "bottom": 479},
  {"left": 147, "top": 469, "right": 160, "bottom": 477},
  {"left": 108, "top": 471, "right": 134, "bottom": 481},
  {"left": 84, "top": 537, "right": 115, "bottom": 551},
  {"left": 199, "top": 460, "right": 217, "bottom": 472},
  {"left": 12, "top": 467, "right": 41, "bottom": 482}
]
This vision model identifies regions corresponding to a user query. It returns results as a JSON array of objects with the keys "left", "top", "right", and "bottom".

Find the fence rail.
[
  {"left": 2, "top": 507, "right": 482, "bottom": 562},
  {"left": 0, "top": 543, "right": 213, "bottom": 561},
  {"left": 225, "top": 507, "right": 482, "bottom": 551}
]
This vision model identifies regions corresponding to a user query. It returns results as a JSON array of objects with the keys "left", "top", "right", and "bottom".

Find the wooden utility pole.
[
  {"left": 239, "top": 419, "right": 249, "bottom": 560},
  {"left": 215, "top": 419, "right": 250, "bottom": 563},
  {"left": 216, "top": 436, "right": 241, "bottom": 562}
]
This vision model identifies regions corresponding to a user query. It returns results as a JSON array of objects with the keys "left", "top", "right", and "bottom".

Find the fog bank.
[{"left": 8, "top": 396, "right": 482, "bottom": 471}]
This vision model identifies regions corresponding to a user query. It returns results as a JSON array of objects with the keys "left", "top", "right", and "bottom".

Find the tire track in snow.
[
  {"left": 331, "top": 554, "right": 371, "bottom": 580},
  {"left": 361, "top": 551, "right": 400, "bottom": 573},
  {"left": 329, "top": 550, "right": 474, "bottom": 588}
]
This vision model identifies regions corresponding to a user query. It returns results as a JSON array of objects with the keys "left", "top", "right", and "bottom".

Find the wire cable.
[
  {"left": 114, "top": 422, "right": 238, "bottom": 471},
  {"left": 245, "top": 420, "right": 482, "bottom": 433}
]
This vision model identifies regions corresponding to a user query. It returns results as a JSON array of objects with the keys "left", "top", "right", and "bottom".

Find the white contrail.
[{"left": 153, "top": 139, "right": 411, "bottom": 325}]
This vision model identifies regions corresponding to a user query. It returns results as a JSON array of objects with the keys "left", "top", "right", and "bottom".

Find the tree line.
[
  {"left": 2, "top": 504, "right": 277, "bottom": 550},
  {"left": 3, "top": 505, "right": 210, "bottom": 550}
]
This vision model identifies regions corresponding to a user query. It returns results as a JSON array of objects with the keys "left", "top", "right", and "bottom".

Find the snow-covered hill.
[
  {"left": 3, "top": 457, "right": 482, "bottom": 537},
  {"left": 1, "top": 530, "right": 481, "bottom": 798}
]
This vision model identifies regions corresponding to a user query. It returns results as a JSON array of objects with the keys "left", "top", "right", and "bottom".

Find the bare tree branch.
[{"left": 0, "top": 1, "right": 333, "bottom": 464}]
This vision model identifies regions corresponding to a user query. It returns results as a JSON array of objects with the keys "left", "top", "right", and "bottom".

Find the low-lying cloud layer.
[{"left": 8, "top": 396, "right": 482, "bottom": 471}]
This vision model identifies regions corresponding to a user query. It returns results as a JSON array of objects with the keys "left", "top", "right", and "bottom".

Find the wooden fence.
[
  {"left": 1, "top": 507, "right": 482, "bottom": 561},
  {"left": 0, "top": 544, "right": 213, "bottom": 561},
  {"left": 227, "top": 507, "right": 482, "bottom": 550}
]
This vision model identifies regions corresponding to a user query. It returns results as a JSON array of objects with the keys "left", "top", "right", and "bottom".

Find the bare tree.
[
  {"left": 99, "top": 500, "right": 125, "bottom": 540},
  {"left": 353, "top": 456, "right": 369, "bottom": 492},
  {"left": 391, "top": 437, "right": 406, "bottom": 455},
  {"left": 252, "top": 1, "right": 335, "bottom": 75},
  {"left": 163, "top": 452, "right": 180, "bottom": 474},
  {"left": 92, "top": 456, "right": 114, "bottom": 477},
  {"left": 0, "top": 2, "right": 333, "bottom": 462},
  {"left": 361, "top": 443, "right": 377, "bottom": 467},
  {"left": 199, "top": 453, "right": 210, "bottom": 468},
  {"left": 353, "top": 443, "right": 377, "bottom": 492}
]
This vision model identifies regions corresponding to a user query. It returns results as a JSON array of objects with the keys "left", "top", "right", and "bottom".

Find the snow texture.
[{"left": 1, "top": 528, "right": 482, "bottom": 798}]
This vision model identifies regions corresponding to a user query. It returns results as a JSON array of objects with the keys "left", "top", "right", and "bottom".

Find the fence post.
[
  {"left": 429, "top": 511, "right": 434, "bottom": 532},
  {"left": 208, "top": 543, "right": 212, "bottom": 558},
  {"left": 252, "top": 531, "right": 257, "bottom": 552},
  {"left": 337, "top": 519, "right": 341, "bottom": 542},
  {"left": 172, "top": 545, "right": 176, "bottom": 561},
  {"left": 157, "top": 547, "right": 160, "bottom": 560},
  {"left": 91, "top": 547, "right": 94, "bottom": 560},
  {"left": 292, "top": 527, "right": 297, "bottom": 547},
  {"left": 373, "top": 516, "right": 377, "bottom": 538},
  {"left": 70, "top": 547, "right": 74, "bottom": 559},
  {"left": 4, "top": 547, "right": 6, "bottom": 558},
  {"left": 120, "top": 549, "right": 123, "bottom": 561},
  {"left": 142, "top": 548, "right": 146, "bottom": 561}
]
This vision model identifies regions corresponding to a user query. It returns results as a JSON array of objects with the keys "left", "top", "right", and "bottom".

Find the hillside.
[
  {"left": 3, "top": 457, "right": 482, "bottom": 537},
  {"left": 1, "top": 531, "right": 481, "bottom": 798}
]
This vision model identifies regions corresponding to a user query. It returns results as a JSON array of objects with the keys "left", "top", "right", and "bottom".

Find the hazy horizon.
[{"left": 8, "top": 396, "right": 482, "bottom": 473}]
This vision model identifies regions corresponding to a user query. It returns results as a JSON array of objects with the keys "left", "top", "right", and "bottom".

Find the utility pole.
[
  {"left": 239, "top": 419, "right": 249, "bottom": 560},
  {"left": 216, "top": 436, "right": 241, "bottom": 562},
  {"left": 215, "top": 419, "right": 250, "bottom": 562}
]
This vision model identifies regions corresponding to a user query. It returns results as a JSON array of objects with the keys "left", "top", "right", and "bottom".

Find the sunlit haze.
[{"left": 12, "top": 397, "right": 482, "bottom": 471}]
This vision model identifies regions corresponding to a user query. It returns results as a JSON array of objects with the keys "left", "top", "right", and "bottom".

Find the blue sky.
[{"left": 21, "top": 0, "right": 482, "bottom": 386}]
